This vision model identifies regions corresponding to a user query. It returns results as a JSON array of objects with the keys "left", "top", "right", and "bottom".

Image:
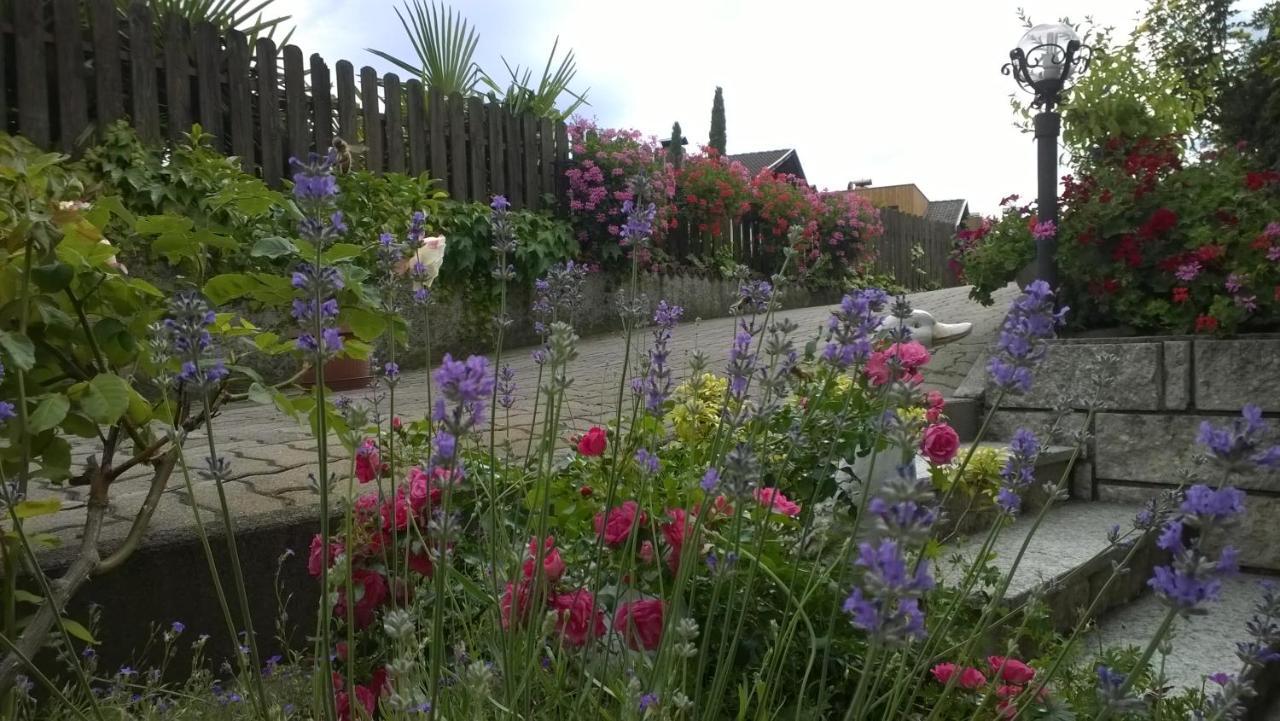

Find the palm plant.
[
  {"left": 117, "top": 0, "right": 293, "bottom": 43},
  {"left": 366, "top": 0, "right": 484, "bottom": 97},
  {"left": 482, "top": 37, "right": 590, "bottom": 121}
]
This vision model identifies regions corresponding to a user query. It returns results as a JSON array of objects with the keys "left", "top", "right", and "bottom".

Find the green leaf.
[
  {"left": 13, "top": 498, "right": 61, "bottom": 519},
  {"left": 11, "top": 590, "right": 42, "bottom": 605},
  {"left": 203, "top": 274, "right": 256, "bottom": 305},
  {"left": 59, "top": 412, "right": 98, "bottom": 438},
  {"left": 38, "top": 437, "right": 71, "bottom": 483},
  {"left": 59, "top": 618, "right": 97, "bottom": 644},
  {"left": 338, "top": 307, "right": 387, "bottom": 342},
  {"left": 247, "top": 382, "right": 274, "bottom": 406},
  {"left": 151, "top": 232, "right": 200, "bottom": 263},
  {"left": 126, "top": 388, "right": 152, "bottom": 425},
  {"left": 31, "top": 262, "right": 73, "bottom": 292},
  {"left": 322, "top": 243, "right": 364, "bottom": 263},
  {"left": 251, "top": 236, "right": 299, "bottom": 259},
  {"left": 0, "top": 331, "right": 36, "bottom": 371},
  {"left": 80, "top": 373, "right": 130, "bottom": 425},
  {"left": 28, "top": 395, "right": 69, "bottom": 434},
  {"left": 134, "top": 214, "right": 194, "bottom": 236}
]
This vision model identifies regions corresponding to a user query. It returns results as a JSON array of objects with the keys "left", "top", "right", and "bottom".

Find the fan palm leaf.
[{"left": 366, "top": 1, "right": 483, "bottom": 96}]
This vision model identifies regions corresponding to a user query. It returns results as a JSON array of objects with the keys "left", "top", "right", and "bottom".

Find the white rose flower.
[{"left": 397, "top": 235, "right": 446, "bottom": 289}]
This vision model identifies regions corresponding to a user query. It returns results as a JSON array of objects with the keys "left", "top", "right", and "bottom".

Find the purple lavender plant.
[
  {"left": 643, "top": 301, "right": 684, "bottom": 415},
  {"left": 635, "top": 448, "right": 660, "bottom": 475},
  {"left": 994, "top": 428, "right": 1041, "bottom": 515},
  {"left": 163, "top": 292, "right": 228, "bottom": 390},
  {"left": 842, "top": 539, "right": 933, "bottom": 645},
  {"left": 619, "top": 199, "right": 657, "bottom": 247},
  {"left": 821, "top": 288, "right": 888, "bottom": 369},
  {"left": 1197, "top": 405, "right": 1280, "bottom": 472},
  {"left": 497, "top": 364, "right": 517, "bottom": 411},
  {"left": 290, "top": 152, "right": 346, "bottom": 360},
  {"left": 1148, "top": 484, "right": 1245, "bottom": 613},
  {"left": 986, "top": 280, "right": 1068, "bottom": 395},
  {"left": 432, "top": 354, "right": 495, "bottom": 469},
  {"left": 0, "top": 362, "right": 15, "bottom": 425}
]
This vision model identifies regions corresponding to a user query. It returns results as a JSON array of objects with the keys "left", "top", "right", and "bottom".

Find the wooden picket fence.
[
  {"left": 0, "top": 0, "right": 567, "bottom": 209},
  {"left": 665, "top": 207, "right": 960, "bottom": 290}
]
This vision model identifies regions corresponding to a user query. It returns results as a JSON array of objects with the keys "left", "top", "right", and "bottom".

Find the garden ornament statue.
[
  {"left": 880, "top": 309, "right": 972, "bottom": 349},
  {"left": 847, "top": 309, "right": 973, "bottom": 492}
]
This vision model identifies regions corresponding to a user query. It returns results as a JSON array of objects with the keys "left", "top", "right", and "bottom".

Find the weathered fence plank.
[
  {"left": 406, "top": 79, "right": 426, "bottom": 175},
  {"left": 427, "top": 88, "right": 446, "bottom": 183},
  {"left": 360, "top": 66, "right": 381, "bottom": 173},
  {"left": 53, "top": 0, "right": 88, "bottom": 153},
  {"left": 504, "top": 112, "right": 522, "bottom": 209},
  {"left": 383, "top": 73, "right": 404, "bottom": 173},
  {"left": 467, "top": 96, "right": 486, "bottom": 202},
  {"left": 89, "top": 0, "right": 122, "bottom": 126},
  {"left": 127, "top": 1, "right": 159, "bottom": 142},
  {"left": 447, "top": 93, "right": 466, "bottom": 200},
  {"left": 194, "top": 22, "right": 224, "bottom": 149},
  {"left": 538, "top": 118, "right": 554, "bottom": 209},
  {"left": 311, "top": 54, "right": 332, "bottom": 152},
  {"left": 255, "top": 37, "right": 281, "bottom": 186},
  {"left": 284, "top": 45, "right": 308, "bottom": 160},
  {"left": 522, "top": 115, "right": 538, "bottom": 210},
  {"left": 15, "top": 0, "right": 49, "bottom": 146},
  {"left": 335, "top": 60, "right": 357, "bottom": 144},
  {"left": 487, "top": 101, "right": 504, "bottom": 194},
  {"left": 225, "top": 30, "right": 253, "bottom": 171},
  {"left": 163, "top": 15, "right": 192, "bottom": 143}
]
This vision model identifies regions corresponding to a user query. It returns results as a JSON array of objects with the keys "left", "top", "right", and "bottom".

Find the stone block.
[
  {"left": 1094, "top": 413, "right": 1280, "bottom": 490},
  {"left": 994, "top": 341, "right": 1162, "bottom": 411},
  {"left": 1071, "top": 460, "right": 1094, "bottom": 501},
  {"left": 1162, "top": 341, "right": 1191, "bottom": 410},
  {"left": 1207, "top": 495, "right": 1280, "bottom": 571},
  {"left": 987, "top": 409, "right": 1090, "bottom": 446},
  {"left": 1194, "top": 337, "right": 1280, "bottom": 412}
]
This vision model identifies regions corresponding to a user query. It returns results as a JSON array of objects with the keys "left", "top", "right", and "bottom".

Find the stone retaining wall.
[{"left": 958, "top": 334, "right": 1280, "bottom": 570}]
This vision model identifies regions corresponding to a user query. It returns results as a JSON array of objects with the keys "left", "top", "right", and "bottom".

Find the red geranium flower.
[
  {"left": 1172, "top": 287, "right": 1189, "bottom": 303},
  {"left": 1138, "top": 208, "right": 1178, "bottom": 238},
  {"left": 1195, "top": 314, "right": 1219, "bottom": 334},
  {"left": 1246, "top": 170, "right": 1280, "bottom": 191}
]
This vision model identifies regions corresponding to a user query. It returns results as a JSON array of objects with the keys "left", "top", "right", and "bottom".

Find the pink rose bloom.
[
  {"left": 925, "top": 390, "right": 946, "bottom": 423},
  {"left": 523, "top": 536, "right": 566, "bottom": 583},
  {"left": 921, "top": 423, "right": 960, "bottom": 465},
  {"left": 958, "top": 667, "right": 988, "bottom": 690},
  {"left": 550, "top": 589, "right": 606, "bottom": 647},
  {"left": 355, "top": 438, "right": 380, "bottom": 483},
  {"left": 594, "top": 500, "right": 646, "bottom": 547},
  {"left": 754, "top": 487, "right": 801, "bottom": 516},
  {"left": 613, "top": 598, "right": 665, "bottom": 651},
  {"left": 333, "top": 568, "right": 387, "bottom": 630},
  {"left": 894, "top": 341, "right": 931, "bottom": 371},
  {"left": 988, "top": 656, "right": 1036, "bottom": 685},
  {"left": 501, "top": 579, "right": 536, "bottom": 630},
  {"left": 931, "top": 662, "right": 956, "bottom": 684},
  {"left": 866, "top": 342, "right": 931, "bottom": 386},
  {"left": 406, "top": 467, "right": 441, "bottom": 514},
  {"left": 307, "top": 534, "right": 343, "bottom": 577},
  {"left": 661, "top": 508, "right": 692, "bottom": 572}
]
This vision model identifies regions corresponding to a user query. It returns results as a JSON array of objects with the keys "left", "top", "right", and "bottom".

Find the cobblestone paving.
[{"left": 27, "top": 283, "right": 1018, "bottom": 551}]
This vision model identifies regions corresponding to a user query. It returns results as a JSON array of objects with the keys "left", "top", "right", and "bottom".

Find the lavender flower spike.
[
  {"left": 986, "top": 280, "right": 1068, "bottom": 395},
  {"left": 643, "top": 300, "right": 684, "bottom": 415}
]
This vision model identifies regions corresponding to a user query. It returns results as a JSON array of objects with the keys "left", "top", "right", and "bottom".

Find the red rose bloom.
[
  {"left": 661, "top": 508, "right": 693, "bottom": 571},
  {"left": 355, "top": 438, "right": 380, "bottom": 483},
  {"left": 577, "top": 426, "right": 607, "bottom": 456},
  {"left": 335, "top": 684, "right": 376, "bottom": 721},
  {"left": 613, "top": 598, "right": 665, "bottom": 651},
  {"left": 334, "top": 568, "right": 388, "bottom": 629},
  {"left": 1246, "top": 170, "right": 1280, "bottom": 191},
  {"left": 594, "top": 500, "right": 645, "bottom": 547},
  {"left": 549, "top": 589, "right": 606, "bottom": 647},
  {"left": 407, "top": 548, "right": 434, "bottom": 577},
  {"left": 1172, "top": 287, "right": 1189, "bottom": 303}
]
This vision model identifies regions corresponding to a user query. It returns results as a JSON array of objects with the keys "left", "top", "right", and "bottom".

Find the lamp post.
[{"left": 1003, "top": 23, "right": 1091, "bottom": 288}]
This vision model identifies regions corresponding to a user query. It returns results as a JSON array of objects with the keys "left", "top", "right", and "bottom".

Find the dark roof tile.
[{"left": 925, "top": 199, "right": 969, "bottom": 227}]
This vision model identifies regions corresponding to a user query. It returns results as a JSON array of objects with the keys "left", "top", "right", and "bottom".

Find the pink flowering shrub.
[{"left": 563, "top": 117, "right": 676, "bottom": 264}]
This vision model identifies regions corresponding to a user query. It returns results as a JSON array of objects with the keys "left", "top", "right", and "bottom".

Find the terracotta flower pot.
[{"left": 299, "top": 329, "right": 373, "bottom": 391}]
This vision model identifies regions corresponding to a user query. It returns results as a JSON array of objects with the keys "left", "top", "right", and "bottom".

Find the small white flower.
[{"left": 99, "top": 239, "right": 128, "bottom": 275}]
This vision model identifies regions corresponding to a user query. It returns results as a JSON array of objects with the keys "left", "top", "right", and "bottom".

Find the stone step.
[
  {"left": 944, "top": 501, "right": 1155, "bottom": 630},
  {"left": 1092, "top": 573, "right": 1273, "bottom": 696}
]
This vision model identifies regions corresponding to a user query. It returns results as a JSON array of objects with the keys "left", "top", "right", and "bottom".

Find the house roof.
[
  {"left": 925, "top": 199, "right": 969, "bottom": 227},
  {"left": 726, "top": 149, "right": 802, "bottom": 178}
]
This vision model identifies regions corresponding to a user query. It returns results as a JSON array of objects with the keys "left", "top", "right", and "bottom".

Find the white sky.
[{"left": 271, "top": 0, "right": 1261, "bottom": 216}]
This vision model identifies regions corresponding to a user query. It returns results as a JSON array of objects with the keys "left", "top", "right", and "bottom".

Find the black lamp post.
[{"left": 1003, "top": 23, "right": 1091, "bottom": 288}]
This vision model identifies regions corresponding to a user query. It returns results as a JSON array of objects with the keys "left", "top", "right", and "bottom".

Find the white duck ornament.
[{"left": 878, "top": 309, "right": 972, "bottom": 349}]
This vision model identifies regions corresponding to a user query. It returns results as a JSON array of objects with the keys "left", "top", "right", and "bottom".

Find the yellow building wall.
[{"left": 852, "top": 185, "right": 929, "bottom": 217}]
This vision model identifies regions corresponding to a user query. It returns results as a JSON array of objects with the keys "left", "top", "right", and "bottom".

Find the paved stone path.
[{"left": 25, "top": 283, "right": 1019, "bottom": 552}]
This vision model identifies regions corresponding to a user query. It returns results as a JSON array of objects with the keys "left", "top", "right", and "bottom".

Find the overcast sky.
[{"left": 271, "top": 0, "right": 1259, "bottom": 216}]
